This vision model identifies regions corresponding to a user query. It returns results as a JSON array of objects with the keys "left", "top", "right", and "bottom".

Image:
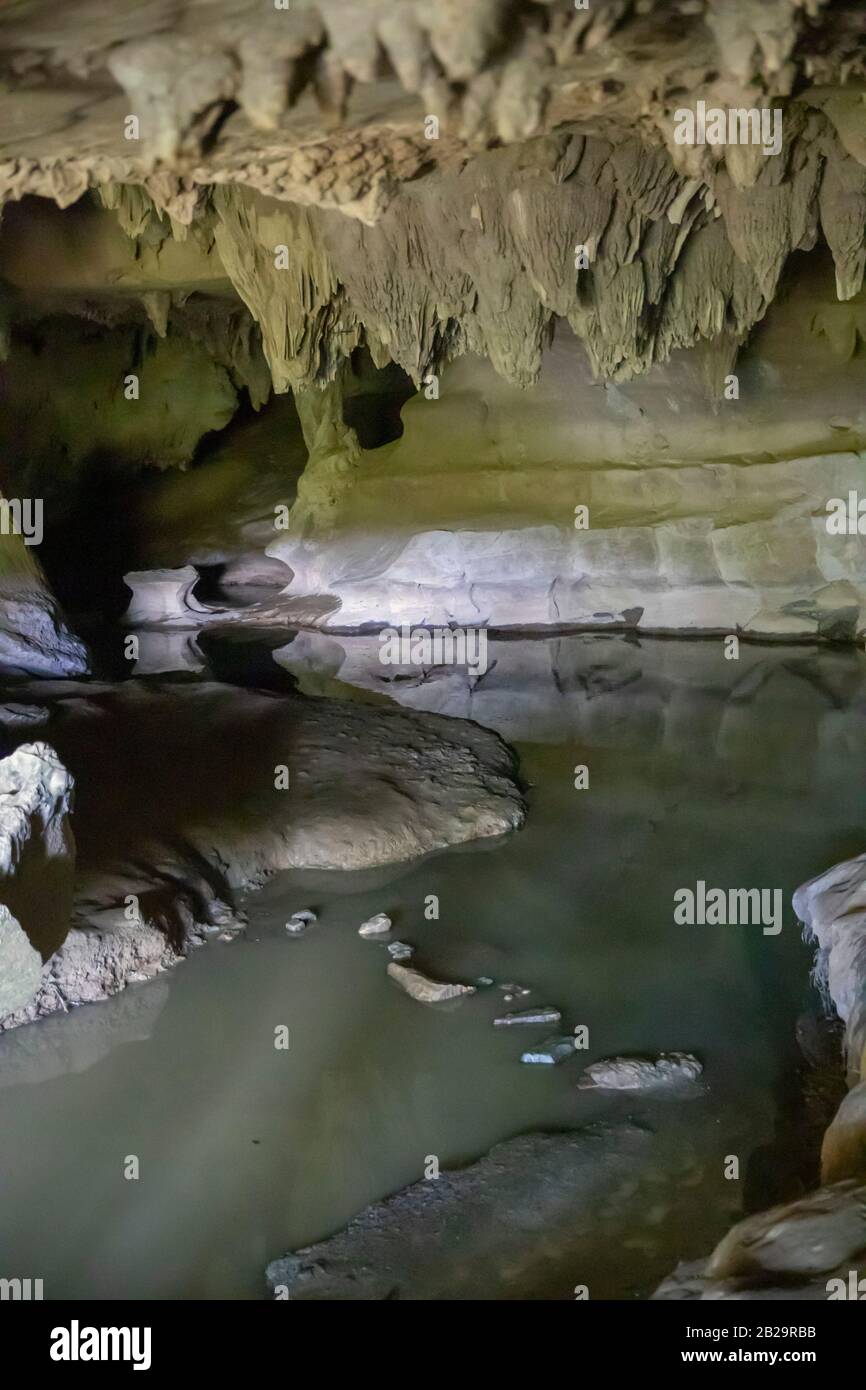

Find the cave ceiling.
[{"left": 1, "top": 0, "right": 866, "bottom": 393}]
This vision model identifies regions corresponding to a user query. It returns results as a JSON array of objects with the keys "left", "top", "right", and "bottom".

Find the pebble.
[
  {"left": 387, "top": 940, "right": 414, "bottom": 961},
  {"left": 520, "top": 1035, "right": 578, "bottom": 1065},
  {"left": 286, "top": 910, "right": 317, "bottom": 937},
  {"left": 359, "top": 912, "right": 392, "bottom": 937},
  {"left": 499, "top": 982, "right": 531, "bottom": 1002}
]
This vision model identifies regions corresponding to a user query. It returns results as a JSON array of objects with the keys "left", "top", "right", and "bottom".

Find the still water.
[{"left": 0, "top": 635, "right": 862, "bottom": 1298}]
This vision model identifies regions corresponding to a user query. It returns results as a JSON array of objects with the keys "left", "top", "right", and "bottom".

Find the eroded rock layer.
[
  {"left": 0, "top": 681, "right": 525, "bottom": 1029},
  {"left": 1, "top": 2, "right": 866, "bottom": 394}
]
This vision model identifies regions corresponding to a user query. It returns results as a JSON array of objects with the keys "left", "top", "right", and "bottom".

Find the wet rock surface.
[
  {"left": 266, "top": 1124, "right": 660, "bottom": 1301},
  {"left": 578, "top": 1052, "right": 703, "bottom": 1092},
  {"left": 0, "top": 581, "right": 90, "bottom": 681},
  {"left": 0, "top": 682, "right": 524, "bottom": 1029},
  {"left": 0, "top": 742, "right": 76, "bottom": 1018},
  {"left": 655, "top": 1182, "right": 866, "bottom": 1300},
  {"left": 386, "top": 960, "right": 476, "bottom": 1004}
]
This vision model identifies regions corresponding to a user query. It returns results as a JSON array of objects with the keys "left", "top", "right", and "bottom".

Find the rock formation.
[
  {"left": 0, "top": 682, "right": 524, "bottom": 1028},
  {"left": 0, "top": 531, "right": 89, "bottom": 680},
  {"left": 654, "top": 850, "right": 866, "bottom": 1300},
  {"left": 1, "top": 3, "right": 865, "bottom": 645},
  {"left": 0, "top": 741, "right": 76, "bottom": 1017}
]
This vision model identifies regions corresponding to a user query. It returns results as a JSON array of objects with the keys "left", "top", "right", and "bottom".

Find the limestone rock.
[
  {"left": 0, "top": 704, "right": 49, "bottom": 731},
  {"left": 359, "top": 912, "right": 391, "bottom": 938},
  {"left": 520, "top": 1036, "right": 578, "bottom": 1066},
  {"left": 386, "top": 961, "right": 475, "bottom": 1004},
  {"left": 270, "top": 324, "right": 866, "bottom": 637},
  {"left": 122, "top": 567, "right": 216, "bottom": 626},
  {"left": 0, "top": 904, "right": 43, "bottom": 1020},
  {"left": 493, "top": 1006, "right": 562, "bottom": 1028},
  {"left": 286, "top": 909, "right": 317, "bottom": 937},
  {"left": 707, "top": 1181, "right": 866, "bottom": 1281},
  {"left": 0, "top": 580, "right": 89, "bottom": 680},
  {"left": 0, "top": 742, "right": 76, "bottom": 1020},
  {"left": 794, "top": 852, "right": 866, "bottom": 1084},
  {"left": 0, "top": 683, "right": 523, "bottom": 1030},
  {"left": 0, "top": 5, "right": 865, "bottom": 395},
  {"left": 822, "top": 1082, "right": 866, "bottom": 1184},
  {"left": 578, "top": 1052, "right": 703, "bottom": 1091}
]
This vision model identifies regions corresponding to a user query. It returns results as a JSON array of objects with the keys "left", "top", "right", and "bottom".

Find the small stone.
[
  {"left": 493, "top": 1006, "right": 562, "bottom": 1028},
  {"left": 520, "top": 1035, "right": 578, "bottom": 1065},
  {"left": 286, "top": 910, "right": 317, "bottom": 937},
  {"left": 387, "top": 940, "right": 414, "bottom": 961},
  {"left": 216, "top": 932, "right": 234, "bottom": 942},
  {"left": 387, "top": 961, "right": 475, "bottom": 1004},
  {"left": 359, "top": 912, "right": 392, "bottom": 937}
]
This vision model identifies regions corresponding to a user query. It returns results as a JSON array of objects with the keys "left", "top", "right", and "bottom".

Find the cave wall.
[
  {"left": 1, "top": 2, "right": 866, "bottom": 653},
  {"left": 273, "top": 254, "right": 866, "bottom": 637}
]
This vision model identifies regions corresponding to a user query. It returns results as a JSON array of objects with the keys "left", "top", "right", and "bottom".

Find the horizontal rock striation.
[{"left": 271, "top": 308, "right": 866, "bottom": 636}]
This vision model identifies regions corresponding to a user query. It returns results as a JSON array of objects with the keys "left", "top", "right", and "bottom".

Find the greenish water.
[{"left": 0, "top": 636, "right": 862, "bottom": 1299}]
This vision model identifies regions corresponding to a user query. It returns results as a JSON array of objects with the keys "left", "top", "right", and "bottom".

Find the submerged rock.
[
  {"left": 493, "top": 1006, "right": 562, "bottom": 1028},
  {"left": 358, "top": 912, "right": 391, "bottom": 938},
  {"left": 520, "top": 1036, "right": 578, "bottom": 1067},
  {"left": 0, "top": 704, "right": 49, "bottom": 730},
  {"left": 578, "top": 1052, "right": 703, "bottom": 1092},
  {"left": 286, "top": 910, "right": 316, "bottom": 937},
  {"left": 266, "top": 1124, "right": 655, "bottom": 1300},
  {"left": 386, "top": 962, "right": 475, "bottom": 1005}
]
